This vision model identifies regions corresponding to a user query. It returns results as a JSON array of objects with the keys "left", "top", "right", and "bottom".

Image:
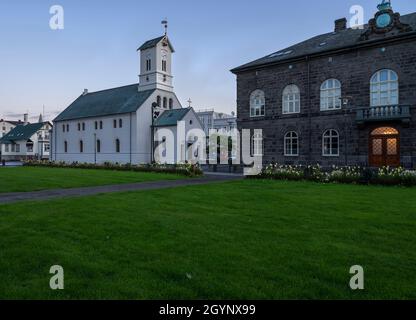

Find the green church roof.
[
  {"left": 0, "top": 122, "right": 45, "bottom": 143},
  {"left": 54, "top": 84, "right": 155, "bottom": 122},
  {"left": 153, "top": 108, "right": 191, "bottom": 127}
]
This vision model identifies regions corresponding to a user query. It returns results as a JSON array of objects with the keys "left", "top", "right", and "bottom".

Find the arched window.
[
  {"left": 320, "top": 79, "right": 341, "bottom": 111},
  {"left": 113, "top": 119, "right": 117, "bottom": 128},
  {"left": 66, "top": 124, "right": 69, "bottom": 132},
  {"left": 99, "top": 121, "right": 103, "bottom": 129},
  {"left": 96, "top": 139, "right": 101, "bottom": 153},
  {"left": 82, "top": 123, "right": 85, "bottom": 131},
  {"left": 322, "top": 129, "right": 339, "bottom": 156},
  {"left": 119, "top": 119, "right": 123, "bottom": 128},
  {"left": 115, "top": 139, "right": 120, "bottom": 153},
  {"left": 282, "top": 85, "right": 300, "bottom": 114},
  {"left": 62, "top": 124, "right": 65, "bottom": 132},
  {"left": 252, "top": 132, "right": 263, "bottom": 156},
  {"left": 157, "top": 96, "right": 161, "bottom": 107},
  {"left": 250, "top": 90, "right": 265, "bottom": 117},
  {"left": 284, "top": 131, "right": 299, "bottom": 156},
  {"left": 169, "top": 98, "right": 173, "bottom": 109},
  {"left": 64, "top": 141, "right": 68, "bottom": 153},
  {"left": 163, "top": 97, "right": 167, "bottom": 109},
  {"left": 370, "top": 69, "right": 398, "bottom": 106},
  {"left": 79, "top": 140, "right": 84, "bottom": 153},
  {"left": 78, "top": 123, "right": 81, "bottom": 131},
  {"left": 371, "top": 127, "right": 399, "bottom": 136}
]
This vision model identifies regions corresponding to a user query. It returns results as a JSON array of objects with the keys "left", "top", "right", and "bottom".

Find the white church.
[{"left": 51, "top": 31, "right": 203, "bottom": 165}]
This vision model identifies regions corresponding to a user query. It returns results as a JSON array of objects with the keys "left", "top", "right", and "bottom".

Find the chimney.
[
  {"left": 83, "top": 89, "right": 88, "bottom": 96},
  {"left": 23, "top": 113, "right": 28, "bottom": 125},
  {"left": 334, "top": 18, "right": 347, "bottom": 32}
]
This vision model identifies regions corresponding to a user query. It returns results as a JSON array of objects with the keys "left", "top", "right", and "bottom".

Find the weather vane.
[{"left": 161, "top": 18, "right": 168, "bottom": 35}]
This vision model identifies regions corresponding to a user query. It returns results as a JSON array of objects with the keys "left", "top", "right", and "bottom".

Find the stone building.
[{"left": 231, "top": 2, "right": 416, "bottom": 168}]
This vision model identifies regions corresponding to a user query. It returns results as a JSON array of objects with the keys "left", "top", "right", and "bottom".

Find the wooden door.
[{"left": 369, "top": 131, "right": 400, "bottom": 167}]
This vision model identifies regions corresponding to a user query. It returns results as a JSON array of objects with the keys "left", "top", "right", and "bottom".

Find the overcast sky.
[{"left": 0, "top": 0, "right": 413, "bottom": 122}]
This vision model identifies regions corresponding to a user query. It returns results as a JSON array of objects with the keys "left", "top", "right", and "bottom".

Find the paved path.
[{"left": 0, "top": 174, "right": 244, "bottom": 204}]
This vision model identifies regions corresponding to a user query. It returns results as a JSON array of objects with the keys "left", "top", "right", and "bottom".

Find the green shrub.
[{"left": 23, "top": 160, "right": 203, "bottom": 177}]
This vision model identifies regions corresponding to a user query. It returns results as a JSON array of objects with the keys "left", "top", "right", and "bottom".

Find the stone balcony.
[{"left": 356, "top": 105, "right": 411, "bottom": 124}]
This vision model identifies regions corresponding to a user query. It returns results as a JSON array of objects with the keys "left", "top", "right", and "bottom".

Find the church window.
[
  {"left": 163, "top": 97, "right": 167, "bottom": 109},
  {"left": 100, "top": 121, "right": 103, "bottom": 129},
  {"left": 113, "top": 119, "right": 117, "bottom": 128},
  {"left": 96, "top": 139, "right": 101, "bottom": 153},
  {"left": 64, "top": 141, "right": 68, "bottom": 153},
  {"left": 119, "top": 119, "right": 123, "bottom": 128},
  {"left": 115, "top": 139, "right": 121, "bottom": 153},
  {"left": 79, "top": 140, "right": 84, "bottom": 153},
  {"left": 169, "top": 98, "right": 173, "bottom": 109}
]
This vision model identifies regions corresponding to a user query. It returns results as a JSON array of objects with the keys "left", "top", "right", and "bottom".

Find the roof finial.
[
  {"left": 161, "top": 18, "right": 168, "bottom": 36},
  {"left": 378, "top": 0, "right": 392, "bottom": 11}
]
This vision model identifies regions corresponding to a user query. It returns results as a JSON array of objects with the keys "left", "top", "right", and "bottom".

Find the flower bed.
[
  {"left": 23, "top": 160, "right": 203, "bottom": 177},
  {"left": 256, "top": 164, "right": 416, "bottom": 187}
]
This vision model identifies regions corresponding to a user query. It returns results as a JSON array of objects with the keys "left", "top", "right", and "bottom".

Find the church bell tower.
[{"left": 137, "top": 24, "right": 175, "bottom": 92}]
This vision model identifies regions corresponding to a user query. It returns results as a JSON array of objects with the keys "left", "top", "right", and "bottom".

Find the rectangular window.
[
  {"left": 95, "top": 121, "right": 98, "bottom": 130},
  {"left": 82, "top": 123, "right": 85, "bottom": 131},
  {"left": 63, "top": 124, "right": 65, "bottom": 132},
  {"left": 44, "top": 144, "right": 50, "bottom": 152},
  {"left": 27, "top": 144, "right": 33, "bottom": 152},
  {"left": 78, "top": 123, "right": 81, "bottom": 131},
  {"left": 146, "top": 59, "right": 152, "bottom": 71},
  {"left": 5, "top": 144, "right": 9, "bottom": 152},
  {"left": 15, "top": 144, "right": 20, "bottom": 153},
  {"left": 113, "top": 119, "right": 117, "bottom": 128},
  {"left": 100, "top": 121, "right": 103, "bottom": 129},
  {"left": 119, "top": 119, "right": 123, "bottom": 128},
  {"left": 162, "top": 60, "right": 167, "bottom": 72}
]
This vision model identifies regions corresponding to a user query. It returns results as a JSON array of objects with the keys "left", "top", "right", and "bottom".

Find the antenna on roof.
[{"left": 161, "top": 18, "right": 168, "bottom": 35}]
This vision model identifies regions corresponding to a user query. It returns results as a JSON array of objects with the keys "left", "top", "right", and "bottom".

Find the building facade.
[
  {"left": 196, "top": 109, "right": 237, "bottom": 136},
  {"left": 52, "top": 34, "right": 203, "bottom": 165},
  {"left": 0, "top": 120, "right": 52, "bottom": 161},
  {"left": 232, "top": 2, "right": 416, "bottom": 168}
]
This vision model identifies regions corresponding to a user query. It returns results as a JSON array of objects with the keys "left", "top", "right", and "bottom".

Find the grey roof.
[
  {"left": 0, "top": 123, "right": 45, "bottom": 143},
  {"left": 138, "top": 35, "right": 175, "bottom": 52},
  {"left": 153, "top": 108, "right": 191, "bottom": 127},
  {"left": 54, "top": 84, "right": 155, "bottom": 122},
  {"left": 232, "top": 12, "right": 416, "bottom": 73},
  {"left": 0, "top": 120, "right": 24, "bottom": 126}
]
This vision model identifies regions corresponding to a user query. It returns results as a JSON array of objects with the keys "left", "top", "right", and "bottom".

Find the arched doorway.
[{"left": 369, "top": 127, "right": 400, "bottom": 167}]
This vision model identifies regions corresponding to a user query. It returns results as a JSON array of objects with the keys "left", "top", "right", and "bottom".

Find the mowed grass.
[
  {"left": 0, "top": 167, "right": 184, "bottom": 193},
  {"left": 0, "top": 180, "right": 415, "bottom": 299}
]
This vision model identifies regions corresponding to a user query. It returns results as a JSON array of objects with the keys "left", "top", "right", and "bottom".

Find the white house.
[
  {"left": 51, "top": 33, "right": 203, "bottom": 165},
  {"left": 196, "top": 109, "right": 237, "bottom": 136},
  {"left": 0, "top": 117, "right": 52, "bottom": 161}
]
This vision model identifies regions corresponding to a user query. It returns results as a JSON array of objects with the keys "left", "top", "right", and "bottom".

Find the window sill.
[
  {"left": 320, "top": 108, "right": 342, "bottom": 112},
  {"left": 322, "top": 154, "right": 340, "bottom": 157}
]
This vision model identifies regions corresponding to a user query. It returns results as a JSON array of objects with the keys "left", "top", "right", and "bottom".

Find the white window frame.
[
  {"left": 284, "top": 131, "right": 299, "bottom": 156},
  {"left": 252, "top": 132, "right": 263, "bottom": 156},
  {"left": 250, "top": 90, "right": 265, "bottom": 117},
  {"left": 370, "top": 69, "right": 399, "bottom": 107},
  {"left": 322, "top": 129, "right": 339, "bottom": 157},
  {"left": 320, "top": 79, "right": 342, "bottom": 111},
  {"left": 282, "top": 85, "right": 300, "bottom": 114}
]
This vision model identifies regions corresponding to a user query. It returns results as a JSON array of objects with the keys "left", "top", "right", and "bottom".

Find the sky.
[{"left": 0, "top": 0, "right": 414, "bottom": 122}]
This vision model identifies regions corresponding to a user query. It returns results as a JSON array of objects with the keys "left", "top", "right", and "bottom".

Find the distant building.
[
  {"left": 0, "top": 115, "right": 52, "bottom": 161},
  {"left": 196, "top": 109, "right": 237, "bottom": 135},
  {"left": 52, "top": 32, "right": 203, "bottom": 165},
  {"left": 0, "top": 118, "right": 24, "bottom": 138}
]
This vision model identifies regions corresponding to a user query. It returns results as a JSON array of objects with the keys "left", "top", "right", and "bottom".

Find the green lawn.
[
  {"left": 0, "top": 180, "right": 415, "bottom": 299},
  {"left": 0, "top": 167, "right": 183, "bottom": 193}
]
